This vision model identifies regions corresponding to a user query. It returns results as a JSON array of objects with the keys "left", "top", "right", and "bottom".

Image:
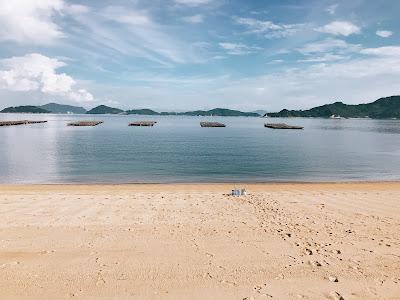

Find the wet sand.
[{"left": 0, "top": 183, "right": 399, "bottom": 299}]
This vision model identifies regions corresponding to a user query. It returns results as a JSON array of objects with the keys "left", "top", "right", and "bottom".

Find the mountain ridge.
[
  {"left": 40, "top": 103, "right": 87, "bottom": 114},
  {"left": 1, "top": 106, "right": 50, "bottom": 114},
  {"left": 267, "top": 96, "right": 400, "bottom": 119}
]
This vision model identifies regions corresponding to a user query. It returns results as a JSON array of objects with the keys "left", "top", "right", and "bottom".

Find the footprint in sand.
[
  {"left": 254, "top": 284, "right": 273, "bottom": 298},
  {"left": 328, "top": 291, "right": 344, "bottom": 300}
]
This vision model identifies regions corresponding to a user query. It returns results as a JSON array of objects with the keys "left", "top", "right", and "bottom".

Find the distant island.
[
  {"left": 1, "top": 103, "right": 260, "bottom": 117},
  {"left": 86, "top": 105, "right": 124, "bottom": 115},
  {"left": 267, "top": 96, "right": 400, "bottom": 119},
  {"left": 91, "top": 106, "right": 259, "bottom": 117},
  {"left": 168, "top": 108, "right": 259, "bottom": 117},
  {"left": 40, "top": 103, "right": 87, "bottom": 114},
  {"left": 1, "top": 106, "right": 50, "bottom": 114},
  {"left": 3, "top": 96, "right": 400, "bottom": 119},
  {"left": 126, "top": 109, "right": 159, "bottom": 115}
]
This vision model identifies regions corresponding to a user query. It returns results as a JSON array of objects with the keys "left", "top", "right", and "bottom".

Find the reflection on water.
[{"left": 0, "top": 113, "right": 400, "bottom": 183}]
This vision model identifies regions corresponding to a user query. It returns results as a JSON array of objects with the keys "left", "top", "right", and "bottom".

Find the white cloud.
[
  {"left": 64, "top": 4, "right": 90, "bottom": 15},
  {"left": 234, "top": 17, "right": 304, "bottom": 39},
  {"left": 376, "top": 30, "right": 393, "bottom": 38},
  {"left": 298, "top": 38, "right": 360, "bottom": 54},
  {"left": 183, "top": 14, "right": 204, "bottom": 24},
  {"left": 316, "top": 21, "right": 361, "bottom": 36},
  {"left": 267, "top": 59, "right": 284, "bottom": 64},
  {"left": 360, "top": 46, "right": 400, "bottom": 57},
  {"left": 175, "top": 0, "right": 211, "bottom": 6},
  {"left": 0, "top": 0, "right": 64, "bottom": 44},
  {"left": 298, "top": 53, "right": 346, "bottom": 63},
  {"left": 0, "top": 53, "right": 94, "bottom": 103},
  {"left": 219, "top": 42, "right": 261, "bottom": 55},
  {"left": 325, "top": 4, "right": 338, "bottom": 15},
  {"left": 100, "top": 6, "right": 152, "bottom": 26}
]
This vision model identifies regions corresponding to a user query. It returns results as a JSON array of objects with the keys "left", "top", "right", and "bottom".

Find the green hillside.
[
  {"left": 267, "top": 96, "right": 400, "bottom": 119},
  {"left": 1, "top": 106, "right": 50, "bottom": 114}
]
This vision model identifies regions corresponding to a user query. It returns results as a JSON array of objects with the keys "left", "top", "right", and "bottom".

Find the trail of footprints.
[{"left": 237, "top": 191, "right": 398, "bottom": 299}]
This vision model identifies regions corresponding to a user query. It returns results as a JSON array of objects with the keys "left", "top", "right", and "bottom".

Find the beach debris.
[
  {"left": 129, "top": 121, "right": 157, "bottom": 127},
  {"left": 265, "top": 123, "right": 304, "bottom": 130},
  {"left": 67, "top": 121, "right": 103, "bottom": 127},
  {"left": 0, "top": 120, "right": 47, "bottom": 127},
  {"left": 328, "top": 276, "right": 339, "bottom": 282},
  {"left": 231, "top": 189, "right": 247, "bottom": 196},
  {"left": 200, "top": 122, "right": 226, "bottom": 127}
]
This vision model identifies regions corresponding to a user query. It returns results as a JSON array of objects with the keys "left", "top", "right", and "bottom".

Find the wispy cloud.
[
  {"left": 360, "top": 46, "right": 400, "bottom": 57},
  {"left": 298, "top": 53, "right": 346, "bottom": 63},
  {"left": 100, "top": 6, "right": 153, "bottom": 26},
  {"left": 298, "top": 38, "right": 361, "bottom": 54},
  {"left": 233, "top": 17, "right": 304, "bottom": 38},
  {"left": 0, "top": 53, "right": 94, "bottom": 103},
  {"left": 175, "top": 0, "right": 212, "bottom": 6},
  {"left": 266, "top": 59, "right": 284, "bottom": 64},
  {"left": 376, "top": 30, "right": 393, "bottom": 38},
  {"left": 67, "top": 5, "right": 202, "bottom": 65},
  {"left": 219, "top": 42, "right": 261, "bottom": 55},
  {"left": 233, "top": 17, "right": 305, "bottom": 39},
  {"left": 325, "top": 4, "right": 338, "bottom": 15},
  {"left": 316, "top": 21, "right": 361, "bottom": 36},
  {"left": 182, "top": 14, "right": 204, "bottom": 24},
  {"left": 210, "top": 53, "right": 400, "bottom": 111}
]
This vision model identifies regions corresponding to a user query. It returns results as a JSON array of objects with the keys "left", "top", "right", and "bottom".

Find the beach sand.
[{"left": 0, "top": 183, "right": 399, "bottom": 299}]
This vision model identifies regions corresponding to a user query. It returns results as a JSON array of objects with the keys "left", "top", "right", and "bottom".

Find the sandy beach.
[{"left": 0, "top": 182, "right": 399, "bottom": 299}]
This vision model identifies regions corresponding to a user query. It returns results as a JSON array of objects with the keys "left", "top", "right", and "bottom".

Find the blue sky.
[{"left": 0, "top": 0, "right": 399, "bottom": 111}]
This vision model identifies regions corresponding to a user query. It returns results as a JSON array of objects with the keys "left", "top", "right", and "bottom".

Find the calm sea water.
[{"left": 1, "top": 113, "right": 400, "bottom": 183}]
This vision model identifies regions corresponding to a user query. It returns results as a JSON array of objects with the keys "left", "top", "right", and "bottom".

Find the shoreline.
[
  {"left": 0, "top": 181, "right": 399, "bottom": 192},
  {"left": 1, "top": 180, "right": 399, "bottom": 186}
]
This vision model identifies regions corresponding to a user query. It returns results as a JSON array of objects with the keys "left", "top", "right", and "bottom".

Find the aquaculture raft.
[
  {"left": 0, "top": 120, "right": 47, "bottom": 127},
  {"left": 265, "top": 123, "right": 303, "bottom": 130},
  {"left": 129, "top": 121, "right": 157, "bottom": 127},
  {"left": 200, "top": 122, "right": 226, "bottom": 128},
  {"left": 67, "top": 121, "right": 103, "bottom": 127}
]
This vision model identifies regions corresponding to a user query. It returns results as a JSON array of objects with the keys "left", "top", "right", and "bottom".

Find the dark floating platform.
[
  {"left": 265, "top": 123, "right": 304, "bottom": 130},
  {"left": 200, "top": 122, "right": 226, "bottom": 128},
  {"left": 67, "top": 121, "right": 103, "bottom": 127},
  {"left": 129, "top": 121, "right": 157, "bottom": 127},
  {"left": 0, "top": 120, "right": 47, "bottom": 127}
]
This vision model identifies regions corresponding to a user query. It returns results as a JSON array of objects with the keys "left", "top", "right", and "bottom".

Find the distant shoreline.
[{"left": 1, "top": 112, "right": 400, "bottom": 120}]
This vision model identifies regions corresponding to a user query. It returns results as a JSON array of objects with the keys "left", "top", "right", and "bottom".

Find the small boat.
[
  {"left": 330, "top": 114, "right": 342, "bottom": 119},
  {"left": 200, "top": 122, "right": 226, "bottom": 128},
  {"left": 265, "top": 123, "right": 303, "bottom": 130}
]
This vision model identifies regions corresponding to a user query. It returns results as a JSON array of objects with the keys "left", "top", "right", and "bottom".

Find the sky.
[{"left": 0, "top": 0, "right": 399, "bottom": 112}]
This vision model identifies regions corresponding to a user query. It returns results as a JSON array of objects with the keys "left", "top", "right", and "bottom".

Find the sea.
[{"left": 1, "top": 113, "right": 400, "bottom": 184}]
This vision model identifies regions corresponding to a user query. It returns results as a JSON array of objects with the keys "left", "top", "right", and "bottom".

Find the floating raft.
[
  {"left": 0, "top": 120, "right": 47, "bottom": 127},
  {"left": 129, "top": 121, "right": 157, "bottom": 127},
  {"left": 265, "top": 123, "right": 304, "bottom": 130},
  {"left": 200, "top": 122, "right": 226, "bottom": 128},
  {"left": 68, "top": 121, "right": 103, "bottom": 127}
]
